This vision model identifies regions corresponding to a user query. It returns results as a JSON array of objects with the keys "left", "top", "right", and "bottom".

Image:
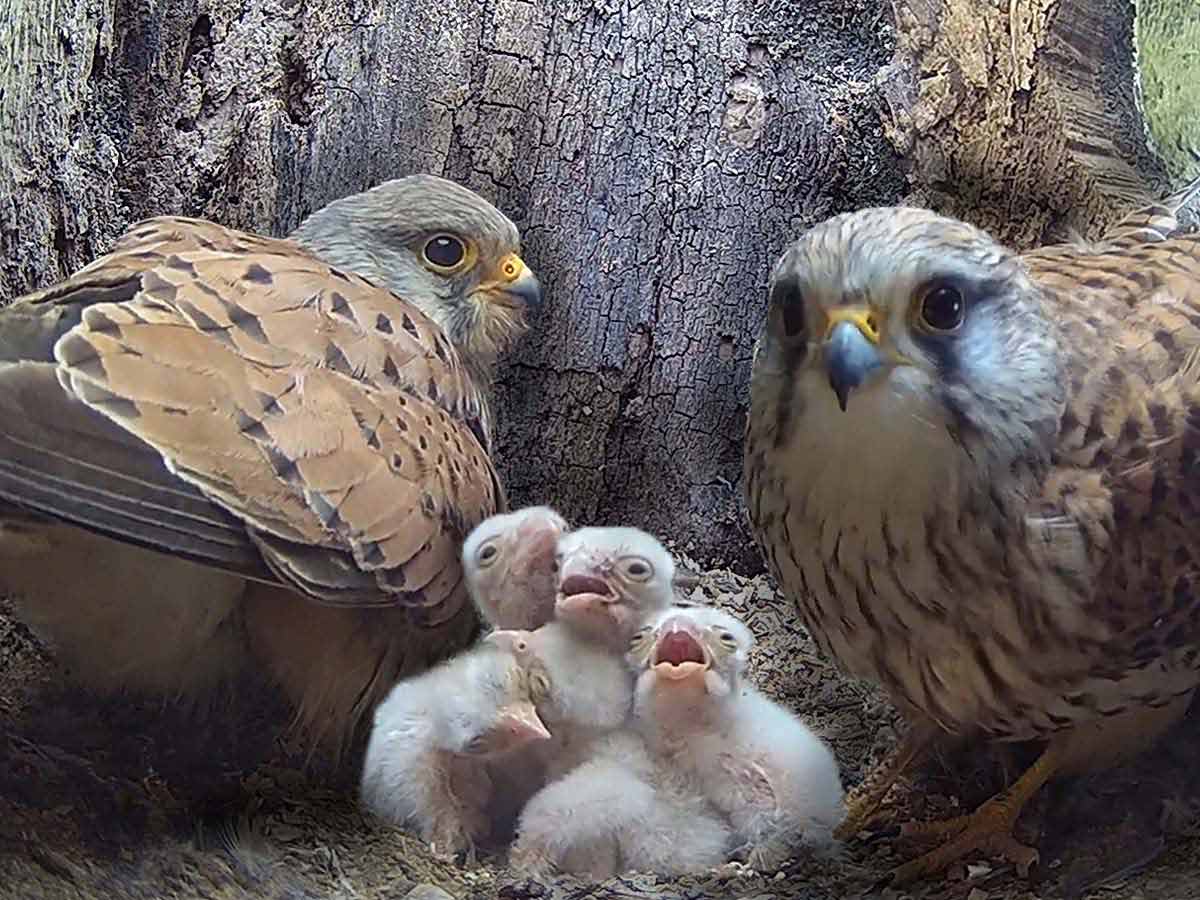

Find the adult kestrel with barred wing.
[
  {"left": 745, "top": 180, "right": 1200, "bottom": 881},
  {"left": 0, "top": 174, "right": 541, "bottom": 754}
]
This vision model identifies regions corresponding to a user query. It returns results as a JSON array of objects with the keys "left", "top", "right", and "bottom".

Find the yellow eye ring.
[
  {"left": 422, "top": 234, "right": 474, "bottom": 273},
  {"left": 500, "top": 256, "right": 522, "bottom": 281}
]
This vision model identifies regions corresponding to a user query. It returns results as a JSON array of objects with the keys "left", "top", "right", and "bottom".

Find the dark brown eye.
[
  {"left": 476, "top": 542, "right": 499, "bottom": 567},
  {"left": 621, "top": 557, "right": 653, "bottom": 581},
  {"left": 423, "top": 234, "right": 466, "bottom": 270},
  {"left": 920, "top": 282, "right": 965, "bottom": 332},
  {"left": 772, "top": 279, "right": 806, "bottom": 338}
]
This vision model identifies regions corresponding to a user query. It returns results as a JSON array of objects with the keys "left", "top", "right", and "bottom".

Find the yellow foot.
[
  {"left": 834, "top": 722, "right": 937, "bottom": 840},
  {"left": 836, "top": 787, "right": 893, "bottom": 841},
  {"left": 888, "top": 793, "right": 1040, "bottom": 884}
]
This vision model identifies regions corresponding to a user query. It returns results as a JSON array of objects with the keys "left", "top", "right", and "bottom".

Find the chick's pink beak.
[
  {"left": 512, "top": 519, "right": 564, "bottom": 576},
  {"left": 652, "top": 618, "right": 709, "bottom": 680},
  {"left": 495, "top": 701, "right": 552, "bottom": 745}
]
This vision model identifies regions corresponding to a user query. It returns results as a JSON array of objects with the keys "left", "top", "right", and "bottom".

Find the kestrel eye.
[
  {"left": 476, "top": 542, "right": 499, "bottom": 566},
  {"left": 717, "top": 630, "right": 739, "bottom": 648},
  {"left": 919, "top": 282, "right": 966, "bottom": 333},
  {"left": 423, "top": 234, "right": 466, "bottom": 270},
  {"left": 621, "top": 557, "right": 654, "bottom": 581}
]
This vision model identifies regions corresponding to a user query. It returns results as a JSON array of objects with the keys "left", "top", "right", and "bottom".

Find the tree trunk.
[{"left": 0, "top": 0, "right": 1183, "bottom": 572}]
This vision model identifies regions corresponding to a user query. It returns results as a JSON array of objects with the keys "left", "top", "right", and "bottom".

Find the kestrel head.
[
  {"left": 755, "top": 207, "right": 1065, "bottom": 482},
  {"left": 289, "top": 174, "right": 542, "bottom": 383},
  {"left": 463, "top": 505, "right": 570, "bottom": 631},
  {"left": 628, "top": 604, "right": 755, "bottom": 702},
  {"left": 452, "top": 643, "right": 552, "bottom": 756},
  {"left": 553, "top": 526, "right": 677, "bottom": 649}
]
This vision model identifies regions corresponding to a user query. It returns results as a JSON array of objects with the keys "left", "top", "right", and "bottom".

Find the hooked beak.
[
  {"left": 824, "top": 313, "right": 882, "bottom": 411},
  {"left": 555, "top": 554, "right": 614, "bottom": 615},
  {"left": 493, "top": 700, "right": 552, "bottom": 745}
]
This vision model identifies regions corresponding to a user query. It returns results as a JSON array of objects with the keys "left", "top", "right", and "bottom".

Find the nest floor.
[{"left": 3, "top": 568, "right": 1200, "bottom": 900}]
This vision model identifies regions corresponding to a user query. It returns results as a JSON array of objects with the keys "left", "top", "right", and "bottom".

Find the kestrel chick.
[
  {"left": 484, "top": 621, "right": 634, "bottom": 774},
  {"left": 463, "top": 505, "right": 569, "bottom": 630},
  {"left": 745, "top": 184, "right": 1200, "bottom": 880},
  {"left": 0, "top": 174, "right": 542, "bottom": 753},
  {"left": 629, "top": 604, "right": 845, "bottom": 868},
  {"left": 507, "top": 727, "right": 732, "bottom": 879},
  {"left": 489, "top": 621, "right": 728, "bottom": 879},
  {"left": 553, "top": 526, "right": 678, "bottom": 650},
  {"left": 360, "top": 641, "right": 551, "bottom": 856}
]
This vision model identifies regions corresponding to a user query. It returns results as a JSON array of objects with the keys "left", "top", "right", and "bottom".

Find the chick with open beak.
[
  {"left": 488, "top": 620, "right": 730, "bottom": 880},
  {"left": 629, "top": 605, "right": 847, "bottom": 870},
  {"left": 553, "top": 526, "right": 677, "bottom": 650},
  {"left": 463, "top": 505, "right": 570, "bottom": 631},
  {"left": 629, "top": 605, "right": 750, "bottom": 702}
]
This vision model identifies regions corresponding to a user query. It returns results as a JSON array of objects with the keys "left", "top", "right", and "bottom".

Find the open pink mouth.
[
  {"left": 652, "top": 629, "right": 708, "bottom": 680},
  {"left": 556, "top": 573, "right": 613, "bottom": 613},
  {"left": 559, "top": 574, "right": 610, "bottom": 597}
]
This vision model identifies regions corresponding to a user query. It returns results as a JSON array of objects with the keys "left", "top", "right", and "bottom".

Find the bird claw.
[
  {"left": 888, "top": 797, "right": 1039, "bottom": 884},
  {"left": 509, "top": 842, "right": 555, "bottom": 880},
  {"left": 833, "top": 725, "right": 935, "bottom": 841},
  {"left": 728, "top": 837, "right": 790, "bottom": 872},
  {"left": 426, "top": 819, "right": 478, "bottom": 863},
  {"left": 835, "top": 795, "right": 893, "bottom": 842}
]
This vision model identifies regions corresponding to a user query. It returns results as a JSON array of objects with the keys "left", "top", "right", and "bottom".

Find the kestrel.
[
  {"left": 553, "top": 525, "right": 679, "bottom": 651},
  {"left": 628, "top": 605, "right": 845, "bottom": 868},
  {"left": 462, "top": 505, "right": 570, "bottom": 631},
  {"left": 360, "top": 639, "right": 551, "bottom": 857},
  {"left": 745, "top": 181, "right": 1200, "bottom": 880},
  {"left": 0, "top": 174, "right": 542, "bottom": 753}
]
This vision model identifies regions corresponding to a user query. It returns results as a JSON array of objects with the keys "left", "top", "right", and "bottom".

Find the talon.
[
  {"left": 832, "top": 723, "right": 936, "bottom": 840},
  {"left": 888, "top": 799, "right": 1039, "bottom": 884},
  {"left": 878, "top": 739, "right": 1065, "bottom": 884}
]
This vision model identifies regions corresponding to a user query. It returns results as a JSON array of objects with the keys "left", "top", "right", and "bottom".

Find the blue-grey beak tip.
[
  {"left": 510, "top": 271, "right": 543, "bottom": 312},
  {"left": 825, "top": 320, "right": 882, "bottom": 411}
]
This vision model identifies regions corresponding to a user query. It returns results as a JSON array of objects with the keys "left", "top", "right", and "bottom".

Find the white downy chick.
[
  {"left": 629, "top": 605, "right": 847, "bottom": 869},
  {"left": 485, "top": 622, "right": 632, "bottom": 777},
  {"left": 462, "top": 505, "right": 569, "bottom": 630},
  {"left": 489, "top": 625, "right": 729, "bottom": 879},
  {"left": 486, "top": 525, "right": 680, "bottom": 773},
  {"left": 505, "top": 727, "right": 731, "bottom": 879},
  {"left": 360, "top": 641, "right": 551, "bottom": 857},
  {"left": 553, "top": 525, "right": 678, "bottom": 651},
  {"left": 484, "top": 527, "right": 687, "bottom": 877}
]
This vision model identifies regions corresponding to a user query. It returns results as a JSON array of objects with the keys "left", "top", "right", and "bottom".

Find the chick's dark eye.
[
  {"left": 920, "top": 282, "right": 966, "bottom": 332},
  {"left": 423, "top": 234, "right": 466, "bottom": 269}
]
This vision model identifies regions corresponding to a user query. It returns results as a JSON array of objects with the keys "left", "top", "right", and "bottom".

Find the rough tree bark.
[{"left": 0, "top": 0, "right": 1186, "bottom": 570}]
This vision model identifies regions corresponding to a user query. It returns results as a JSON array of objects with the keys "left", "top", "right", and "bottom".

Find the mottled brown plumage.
[
  {"left": 745, "top": 181, "right": 1200, "bottom": 879},
  {"left": 0, "top": 174, "right": 542, "bottom": 753}
]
